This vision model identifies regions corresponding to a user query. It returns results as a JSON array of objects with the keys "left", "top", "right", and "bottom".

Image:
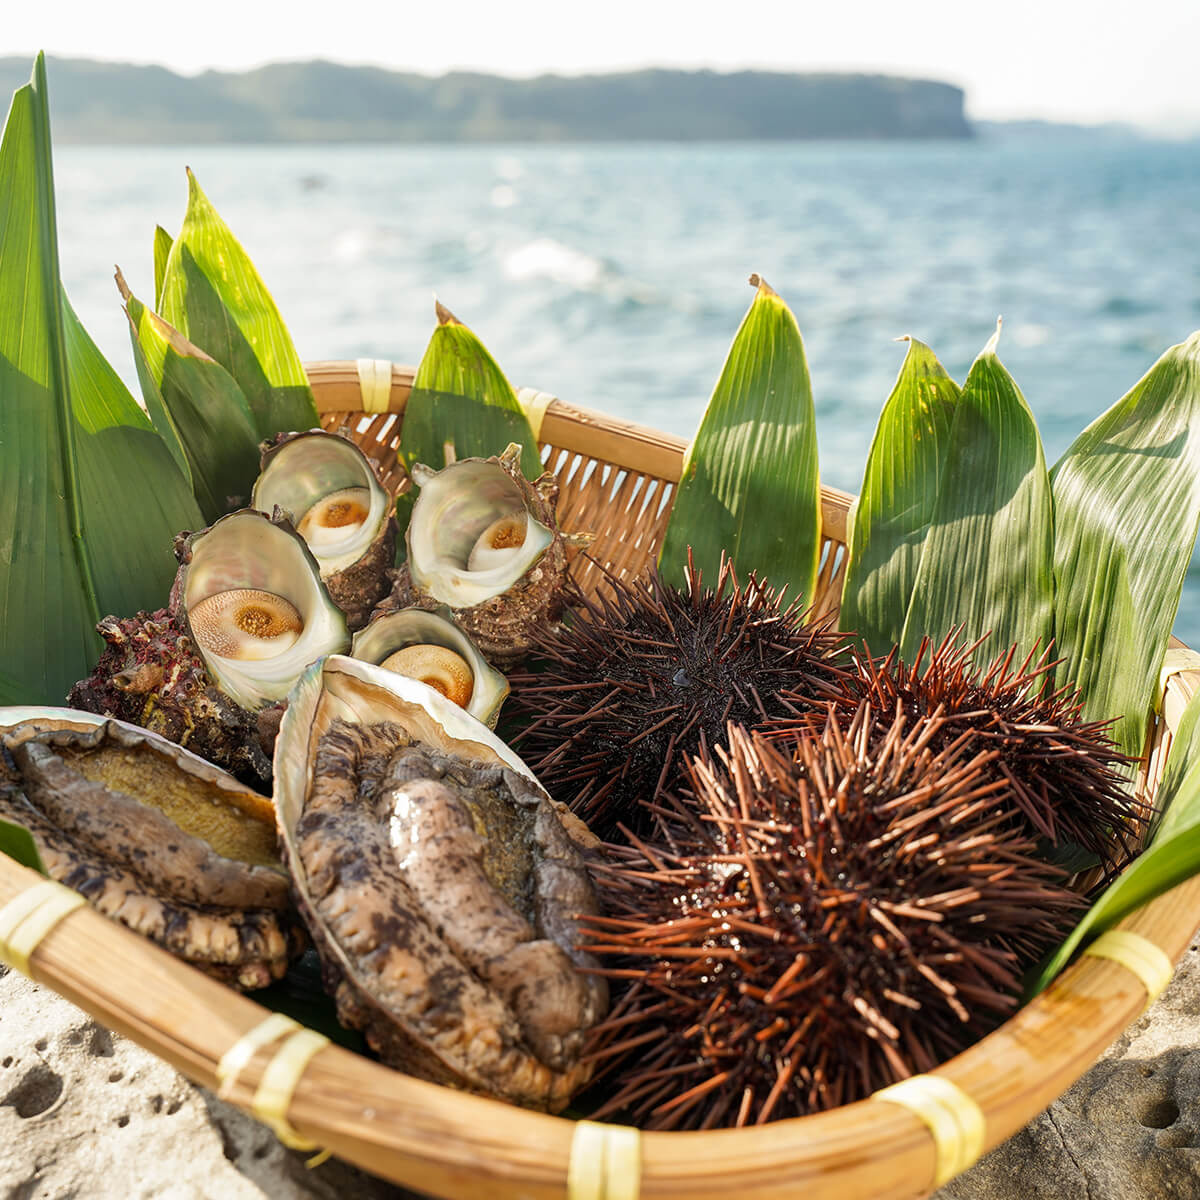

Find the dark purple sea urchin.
[
  {"left": 507, "top": 558, "right": 852, "bottom": 838},
  {"left": 802, "top": 635, "right": 1147, "bottom": 873},
  {"left": 579, "top": 709, "right": 1085, "bottom": 1130}
]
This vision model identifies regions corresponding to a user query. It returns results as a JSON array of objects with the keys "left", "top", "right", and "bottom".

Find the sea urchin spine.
[
  {"left": 579, "top": 707, "right": 1085, "bottom": 1130},
  {"left": 803, "top": 634, "right": 1147, "bottom": 873},
  {"left": 508, "top": 556, "right": 852, "bottom": 838}
]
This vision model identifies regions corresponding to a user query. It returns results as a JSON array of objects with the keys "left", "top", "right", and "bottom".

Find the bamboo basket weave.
[{"left": 2, "top": 358, "right": 1199, "bottom": 1200}]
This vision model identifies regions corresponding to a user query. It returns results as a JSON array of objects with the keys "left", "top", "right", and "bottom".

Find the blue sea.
[{"left": 51, "top": 135, "right": 1200, "bottom": 648}]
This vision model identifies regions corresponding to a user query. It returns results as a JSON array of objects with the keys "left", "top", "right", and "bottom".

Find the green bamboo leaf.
[
  {"left": 0, "top": 55, "right": 202, "bottom": 705},
  {"left": 120, "top": 273, "right": 261, "bottom": 523},
  {"left": 0, "top": 817, "right": 46, "bottom": 875},
  {"left": 658, "top": 275, "right": 821, "bottom": 601},
  {"left": 1153, "top": 686, "right": 1200, "bottom": 844},
  {"left": 115, "top": 269, "right": 192, "bottom": 488},
  {"left": 839, "top": 338, "right": 961, "bottom": 650},
  {"left": 61, "top": 295, "right": 202, "bottom": 621},
  {"left": 1032, "top": 685, "right": 1200, "bottom": 993},
  {"left": 399, "top": 301, "right": 543, "bottom": 490},
  {"left": 159, "top": 168, "right": 318, "bottom": 438},
  {"left": 1051, "top": 333, "right": 1200, "bottom": 757},
  {"left": 900, "top": 325, "right": 1055, "bottom": 665},
  {"left": 153, "top": 223, "right": 172, "bottom": 310}
]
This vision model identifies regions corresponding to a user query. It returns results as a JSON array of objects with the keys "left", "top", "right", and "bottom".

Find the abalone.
[
  {"left": 0, "top": 711, "right": 300, "bottom": 989},
  {"left": 275, "top": 656, "right": 607, "bottom": 1110}
]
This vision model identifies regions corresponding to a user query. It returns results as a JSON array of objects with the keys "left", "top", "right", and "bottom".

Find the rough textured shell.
[
  {"left": 173, "top": 509, "right": 350, "bottom": 711},
  {"left": 274, "top": 655, "right": 605, "bottom": 1110},
  {"left": 253, "top": 430, "right": 397, "bottom": 630},
  {"left": 65, "top": 612, "right": 275, "bottom": 783},
  {"left": 0, "top": 710, "right": 299, "bottom": 989},
  {"left": 350, "top": 607, "right": 509, "bottom": 728}
]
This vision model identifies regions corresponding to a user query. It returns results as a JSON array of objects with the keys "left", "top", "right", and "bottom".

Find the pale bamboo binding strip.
[
  {"left": 567, "top": 1121, "right": 641, "bottom": 1200},
  {"left": 0, "top": 878, "right": 85, "bottom": 975},
  {"left": 1159, "top": 648, "right": 1200, "bottom": 706},
  {"left": 1082, "top": 930, "right": 1174, "bottom": 1011},
  {"left": 517, "top": 387, "right": 557, "bottom": 442},
  {"left": 217, "top": 1012, "right": 332, "bottom": 1162},
  {"left": 871, "top": 1075, "right": 986, "bottom": 1189},
  {"left": 356, "top": 358, "right": 395, "bottom": 415}
]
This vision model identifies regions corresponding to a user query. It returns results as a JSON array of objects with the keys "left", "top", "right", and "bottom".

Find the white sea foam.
[
  {"left": 331, "top": 228, "right": 370, "bottom": 264},
  {"left": 1012, "top": 322, "right": 1051, "bottom": 347},
  {"left": 502, "top": 238, "right": 605, "bottom": 288},
  {"left": 493, "top": 156, "right": 525, "bottom": 181}
]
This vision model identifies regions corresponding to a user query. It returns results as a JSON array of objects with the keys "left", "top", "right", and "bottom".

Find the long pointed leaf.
[
  {"left": 400, "top": 301, "right": 543, "bottom": 486},
  {"left": 658, "top": 275, "right": 821, "bottom": 602},
  {"left": 900, "top": 326, "right": 1055, "bottom": 665},
  {"left": 1032, "top": 684, "right": 1200, "bottom": 992},
  {"left": 0, "top": 56, "right": 200, "bottom": 705},
  {"left": 61, "top": 294, "right": 202, "bottom": 621},
  {"left": 121, "top": 275, "right": 260, "bottom": 522},
  {"left": 839, "top": 338, "right": 960, "bottom": 650},
  {"left": 153, "top": 223, "right": 172, "bottom": 310},
  {"left": 159, "top": 169, "right": 317, "bottom": 438},
  {"left": 0, "top": 61, "right": 99, "bottom": 700},
  {"left": 116, "top": 270, "right": 192, "bottom": 487},
  {"left": 1051, "top": 333, "right": 1200, "bottom": 756}
]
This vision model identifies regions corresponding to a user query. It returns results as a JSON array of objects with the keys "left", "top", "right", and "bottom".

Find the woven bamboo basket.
[{"left": 2, "top": 358, "right": 1199, "bottom": 1200}]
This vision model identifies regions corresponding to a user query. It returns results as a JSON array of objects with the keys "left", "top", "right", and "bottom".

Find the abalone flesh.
[
  {"left": 275, "top": 656, "right": 607, "bottom": 1110},
  {"left": 0, "top": 711, "right": 300, "bottom": 989}
]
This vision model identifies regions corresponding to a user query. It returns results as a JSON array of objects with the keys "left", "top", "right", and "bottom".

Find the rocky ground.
[{"left": 4, "top": 945, "right": 1200, "bottom": 1200}]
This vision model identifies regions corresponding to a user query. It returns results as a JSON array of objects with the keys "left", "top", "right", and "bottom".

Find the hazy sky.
[{"left": 10, "top": 2, "right": 1200, "bottom": 130}]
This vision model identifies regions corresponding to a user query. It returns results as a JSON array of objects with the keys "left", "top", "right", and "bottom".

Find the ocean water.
[{"left": 51, "top": 136, "right": 1200, "bottom": 648}]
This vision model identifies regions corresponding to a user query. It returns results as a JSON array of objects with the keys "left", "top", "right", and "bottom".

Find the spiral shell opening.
[
  {"left": 253, "top": 433, "right": 391, "bottom": 577},
  {"left": 178, "top": 510, "right": 350, "bottom": 711},
  {"left": 351, "top": 607, "right": 508, "bottom": 728},
  {"left": 407, "top": 458, "right": 554, "bottom": 609},
  {"left": 188, "top": 589, "right": 303, "bottom": 661}
]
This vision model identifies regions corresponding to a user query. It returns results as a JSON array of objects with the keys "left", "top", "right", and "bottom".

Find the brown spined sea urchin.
[
  {"left": 809, "top": 635, "right": 1146, "bottom": 873},
  {"left": 579, "top": 710, "right": 1084, "bottom": 1130},
  {"left": 507, "top": 557, "right": 851, "bottom": 838}
]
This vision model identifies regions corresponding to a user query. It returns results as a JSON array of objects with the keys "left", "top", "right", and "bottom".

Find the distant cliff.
[{"left": 0, "top": 58, "right": 973, "bottom": 143}]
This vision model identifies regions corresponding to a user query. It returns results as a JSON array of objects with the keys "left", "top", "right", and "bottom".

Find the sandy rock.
[
  {"left": 937, "top": 938, "right": 1200, "bottom": 1200},
  {"left": 0, "top": 966, "right": 420, "bottom": 1200}
]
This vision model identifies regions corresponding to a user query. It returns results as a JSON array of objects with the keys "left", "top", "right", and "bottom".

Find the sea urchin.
[
  {"left": 807, "top": 635, "right": 1147, "bottom": 872},
  {"left": 507, "top": 557, "right": 851, "bottom": 838},
  {"left": 579, "top": 708, "right": 1084, "bottom": 1130}
]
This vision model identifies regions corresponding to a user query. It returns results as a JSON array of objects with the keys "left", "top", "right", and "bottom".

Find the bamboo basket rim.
[{"left": 2, "top": 359, "right": 1198, "bottom": 1200}]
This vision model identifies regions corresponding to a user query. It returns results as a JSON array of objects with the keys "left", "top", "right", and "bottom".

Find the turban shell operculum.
[
  {"left": 274, "top": 656, "right": 606, "bottom": 1110},
  {"left": 351, "top": 607, "right": 509, "bottom": 727},
  {"left": 253, "top": 430, "right": 397, "bottom": 631},
  {"left": 378, "top": 645, "right": 473, "bottom": 707},
  {"left": 187, "top": 588, "right": 303, "bottom": 660},
  {"left": 0, "top": 712, "right": 302, "bottom": 989}
]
